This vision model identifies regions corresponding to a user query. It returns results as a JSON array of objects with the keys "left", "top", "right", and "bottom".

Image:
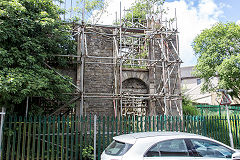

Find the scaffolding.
[{"left": 53, "top": 1, "right": 182, "bottom": 117}]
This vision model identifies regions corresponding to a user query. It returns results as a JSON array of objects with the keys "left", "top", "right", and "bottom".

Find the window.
[
  {"left": 144, "top": 139, "right": 189, "bottom": 157},
  {"left": 197, "top": 78, "right": 201, "bottom": 85},
  {"left": 190, "top": 139, "right": 234, "bottom": 158},
  {"left": 104, "top": 140, "right": 133, "bottom": 156}
]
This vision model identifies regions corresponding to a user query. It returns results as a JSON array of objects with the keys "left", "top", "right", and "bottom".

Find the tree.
[
  {"left": 182, "top": 96, "right": 199, "bottom": 116},
  {"left": 71, "top": 0, "right": 106, "bottom": 24},
  {"left": 192, "top": 22, "right": 240, "bottom": 99},
  {"left": 124, "top": 0, "right": 165, "bottom": 24},
  {"left": 120, "top": 0, "right": 165, "bottom": 68},
  {"left": 0, "top": 0, "right": 76, "bottom": 115}
]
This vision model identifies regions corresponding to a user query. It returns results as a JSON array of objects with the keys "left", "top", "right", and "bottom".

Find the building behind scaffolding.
[{"left": 54, "top": 1, "right": 182, "bottom": 117}]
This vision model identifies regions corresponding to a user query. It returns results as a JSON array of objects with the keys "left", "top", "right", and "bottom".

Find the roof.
[
  {"left": 113, "top": 131, "right": 202, "bottom": 144},
  {"left": 180, "top": 66, "right": 195, "bottom": 78}
]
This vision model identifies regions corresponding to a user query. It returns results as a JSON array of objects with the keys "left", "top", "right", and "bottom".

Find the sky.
[{"left": 94, "top": 0, "right": 240, "bottom": 67}]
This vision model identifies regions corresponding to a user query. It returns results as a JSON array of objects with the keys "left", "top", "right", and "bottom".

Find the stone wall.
[
  {"left": 71, "top": 26, "right": 182, "bottom": 116},
  {"left": 84, "top": 27, "right": 115, "bottom": 115}
]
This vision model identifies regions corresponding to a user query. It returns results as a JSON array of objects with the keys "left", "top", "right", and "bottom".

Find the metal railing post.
[
  {"left": 0, "top": 107, "right": 6, "bottom": 159},
  {"left": 94, "top": 115, "right": 97, "bottom": 160}
]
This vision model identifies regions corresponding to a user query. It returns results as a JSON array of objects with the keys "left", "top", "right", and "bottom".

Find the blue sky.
[
  {"left": 165, "top": 0, "right": 240, "bottom": 23},
  {"left": 216, "top": 0, "right": 240, "bottom": 22}
]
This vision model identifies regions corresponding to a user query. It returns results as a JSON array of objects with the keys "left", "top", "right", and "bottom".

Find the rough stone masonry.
[{"left": 70, "top": 24, "right": 182, "bottom": 117}]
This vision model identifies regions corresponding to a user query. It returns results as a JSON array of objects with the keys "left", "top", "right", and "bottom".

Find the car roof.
[{"left": 113, "top": 131, "right": 205, "bottom": 144}]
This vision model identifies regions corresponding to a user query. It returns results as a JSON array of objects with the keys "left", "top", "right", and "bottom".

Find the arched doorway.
[{"left": 122, "top": 78, "right": 148, "bottom": 116}]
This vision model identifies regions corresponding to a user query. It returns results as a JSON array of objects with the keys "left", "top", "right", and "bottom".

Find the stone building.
[{"left": 64, "top": 20, "right": 183, "bottom": 117}]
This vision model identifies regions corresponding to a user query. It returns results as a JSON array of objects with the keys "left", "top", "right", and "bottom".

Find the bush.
[
  {"left": 82, "top": 145, "right": 94, "bottom": 160},
  {"left": 182, "top": 96, "right": 199, "bottom": 116}
]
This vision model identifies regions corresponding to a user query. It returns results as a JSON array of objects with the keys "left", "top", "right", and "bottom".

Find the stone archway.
[
  {"left": 122, "top": 78, "right": 148, "bottom": 116},
  {"left": 122, "top": 69, "right": 149, "bottom": 86}
]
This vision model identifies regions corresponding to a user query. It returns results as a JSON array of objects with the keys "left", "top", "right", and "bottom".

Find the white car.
[{"left": 101, "top": 131, "right": 240, "bottom": 160}]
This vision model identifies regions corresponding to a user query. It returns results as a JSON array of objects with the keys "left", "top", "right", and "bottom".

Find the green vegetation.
[
  {"left": 124, "top": 0, "right": 165, "bottom": 24},
  {"left": 73, "top": 0, "right": 106, "bottom": 23},
  {"left": 182, "top": 96, "right": 199, "bottom": 116},
  {"left": 122, "top": 0, "right": 165, "bottom": 69},
  {"left": 82, "top": 145, "right": 94, "bottom": 160},
  {"left": 0, "top": 0, "right": 76, "bottom": 115},
  {"left": 192, "top": 22, "right": 240, "bottom": 99}
]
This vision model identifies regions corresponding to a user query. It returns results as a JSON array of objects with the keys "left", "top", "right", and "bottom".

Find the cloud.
[
  {"left": 198, "top": 0, "right": 223, "bottom": 19},
  {"left": 219, "top": 2, "right": 231, "bottom": 9},
  {"left": 94, "top": 0, "right": 135, "bottom": 24},
  {"left": 95, "top": 0, "right": 225, "bottom": 66},
  {"left": 164, "top": 0, "right": 224, "bottom": 66},
  {"left": 237, "top": 20, "right": 240, "bottom": 25}
]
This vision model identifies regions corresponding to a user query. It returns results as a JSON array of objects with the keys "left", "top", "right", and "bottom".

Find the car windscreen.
[{"left": 104, "top": 140, "right": 133, "bottom": 156}]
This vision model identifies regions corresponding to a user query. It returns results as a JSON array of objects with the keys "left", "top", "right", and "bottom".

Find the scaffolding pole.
[
  {"left": 119, "top": 1, "right": 123, "bottom": 116},
  {"left": 51, "top": 2, "right": 182, "bottom": 117}
]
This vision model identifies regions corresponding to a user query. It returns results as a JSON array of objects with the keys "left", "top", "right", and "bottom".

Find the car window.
[
  {"left": 145, "top": 139, "right": 189, "bottom": 157},
  {"left": 104, "top": 140, "right": 133, "bottom": 156},
  {"left": 190, "top": 139, "right": 234, "bottom": 158}
]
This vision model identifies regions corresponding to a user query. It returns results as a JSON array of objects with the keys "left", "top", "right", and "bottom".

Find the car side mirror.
[{"left": 232, "top": 152, "right": 240, "bottom": 160}]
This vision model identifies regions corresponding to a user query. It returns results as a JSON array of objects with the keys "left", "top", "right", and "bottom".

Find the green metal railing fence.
[
  {"left": 196, "top": 105, "right": 240, "bottom": 116},
  {"left": 1, "top": 115, "right": 240, "bottom": 160}
]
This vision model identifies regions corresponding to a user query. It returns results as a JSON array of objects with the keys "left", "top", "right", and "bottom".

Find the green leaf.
[
  {"left": 192, "top": 22, "right": 240, "bottom": 99},
  {"left": 0, "top": 0, "right": 76, "bottom": 115}
]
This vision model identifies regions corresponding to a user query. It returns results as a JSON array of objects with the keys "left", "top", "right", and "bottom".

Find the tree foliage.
[
  {"left": 71, "top": 0, "right": 106, "bottom": 23},
  {"left": 124, "top": 0, "right": 165, "bottom": 24},
  {"left": 192, "top": 22, "right": 240, "bottom": 99},
  {"left": 0, "top": 0, "right": 76, "bottom": 114},
  {"left": 182, "top": 96, "right": 199, "bottom": 116}
]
